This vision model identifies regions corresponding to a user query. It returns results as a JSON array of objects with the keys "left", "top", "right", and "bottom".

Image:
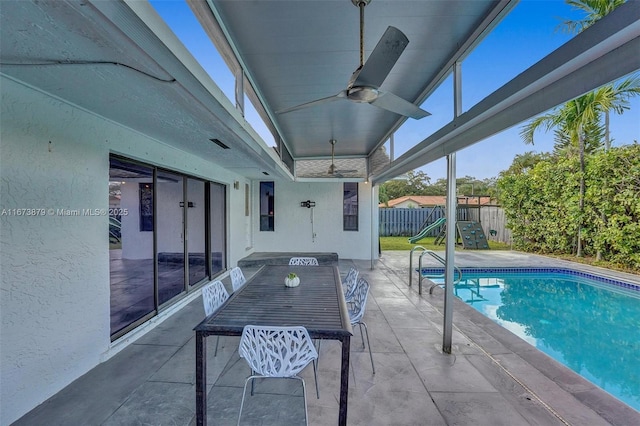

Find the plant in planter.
[{"left": 285, "top": 272, "right": 300, "bottom": 288}]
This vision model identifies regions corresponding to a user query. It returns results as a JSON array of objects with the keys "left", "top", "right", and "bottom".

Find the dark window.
[
  {"left": 343, "top": 182, "right": 358, "bottom": 231},
  {"left": 260, "top": 181, "right": 275, "bottom": 231},
  {"left": 139, "top": 183, "right": 153, "bottom": 231}
]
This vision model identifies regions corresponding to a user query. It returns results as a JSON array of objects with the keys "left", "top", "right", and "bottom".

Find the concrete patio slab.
[{"left": 13, "top": 250, "right": 640, "bottom": 426}]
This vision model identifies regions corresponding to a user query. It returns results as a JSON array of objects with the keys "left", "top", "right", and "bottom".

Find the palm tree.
[
  {"left": 521, "top": 0, "right": 638, "bottom": 258},
  {"left": 560, "top": 0, "right": 627, "bottom": 34},
  {"left": 563, "top": 0, "right": 638, "bottom": 259},
  {"left": 521, "top": 76, "right": 640, "bottom": 257}
]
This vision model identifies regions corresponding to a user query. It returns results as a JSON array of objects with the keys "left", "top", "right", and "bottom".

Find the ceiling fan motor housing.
[{"left": 348, "top": 86, "right": 379, "bottom": 102}]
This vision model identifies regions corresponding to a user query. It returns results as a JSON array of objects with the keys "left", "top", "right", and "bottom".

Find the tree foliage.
[
  {"left": 560, "top": 0, "right": 627, "bottom": 33},
  {"left": 379, "top": 171, "right": 499, "bottom": 205},
  {"left": 378, "top": 170, "right": 432, "bottom": 205},
  {"left": 497, "top": 144, "right": 640, "bottom": 269},
  {"left": 431, "top": 176, "right": 498, "bottom": 198}
]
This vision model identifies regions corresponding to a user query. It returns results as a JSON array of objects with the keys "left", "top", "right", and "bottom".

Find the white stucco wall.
[
  {"left": 0, "top": 74, "right": 378, "bottom": 424},
  {"left": 251, "top": 181, "right": 376, "bottom": 260},
  {"left": 0, "top": 76, "right": 249, "bottom": 425}
]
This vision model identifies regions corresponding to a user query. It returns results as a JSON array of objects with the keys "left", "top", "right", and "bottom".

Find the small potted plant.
[{"left": 284, "top": 272, "right": 300, "bottom": 288}]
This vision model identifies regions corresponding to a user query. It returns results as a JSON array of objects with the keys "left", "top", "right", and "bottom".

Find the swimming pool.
[{"left": 423, "top": 267, "right": 640, "bottom": 411}]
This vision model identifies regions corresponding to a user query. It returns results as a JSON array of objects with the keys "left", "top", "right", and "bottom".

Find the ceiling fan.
[
  {"left": 328, "top": 139, "right": 358, "bottom": 177},
  {"left": 277, "top": 0, "right": 430, "bottom": 119}
]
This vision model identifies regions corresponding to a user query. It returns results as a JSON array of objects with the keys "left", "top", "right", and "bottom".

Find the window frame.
[{"left": 343, "top": 182, "right": 358, "bottom": 231}]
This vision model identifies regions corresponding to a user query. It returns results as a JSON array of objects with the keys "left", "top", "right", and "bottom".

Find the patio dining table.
[{"left": 195, "top": 264, "right": 353, "bottom": 425}]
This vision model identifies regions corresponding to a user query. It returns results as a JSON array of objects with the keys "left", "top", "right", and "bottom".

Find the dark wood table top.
[{"left": 194, "top": 265, "right": 353, "bottom": 339}]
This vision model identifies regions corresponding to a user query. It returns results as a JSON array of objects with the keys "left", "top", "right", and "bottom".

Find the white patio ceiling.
[{"left": 1, "top": 1, "right": 638, "bottom": 182}]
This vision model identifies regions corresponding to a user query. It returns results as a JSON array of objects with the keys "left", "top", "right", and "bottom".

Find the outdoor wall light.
[{"left": 300, "top": 200, "right": 316, "bottom": 208}]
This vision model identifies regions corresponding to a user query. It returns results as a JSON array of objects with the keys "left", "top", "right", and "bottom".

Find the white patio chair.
[
  {"left": 342, "top": 267, "right": 359, "bottom": 302},
  {"left": 349, "top": 277, "right": 375, "bottom": 374},
  {"left": 230, "top": 266, "right": 246, "bottom": 292},
  {"left": 289, "top": 257, "right": 319, "bottom": 266},
  {"left": 202, "top": 280, "right": 229, "bottom": 356},
  {"left": 237, "top": 325, "right": 319, "bottom": 426}
]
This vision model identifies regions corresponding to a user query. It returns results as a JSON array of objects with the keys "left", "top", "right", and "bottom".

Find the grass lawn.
[
  {"left": 380, "top": 236, "right": 511, "bottom": 251},
  {"left": 380, "top": 236, "right": 637, "bottom": 275}
]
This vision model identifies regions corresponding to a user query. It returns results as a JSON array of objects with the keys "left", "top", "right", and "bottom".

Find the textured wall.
[
  {"left": 0, "top": 76, "right": 246, "bottom": 424},
  {"left": 251, "top": 181, "right": 376, "bottom": 260},
  {"left": 1, "top": 78, "right": 110, "bottom": 425}
]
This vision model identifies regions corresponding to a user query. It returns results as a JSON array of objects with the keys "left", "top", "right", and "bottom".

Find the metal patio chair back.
[
  {"left": 348, "top": 277, "right": 375, "bottom": 373},
  {"left": 202, "top": 280, "right": 229, "bottom": 356},
  {"left": 230, "top": 266, "right": 246, "bottom": 292},
  {"left": 343, "top": 267, "right": 359, "bottom": 302},
  {"left": 202, "top": 280, "right": 229, "bottom": 317},
  {"left": 237, "top": 325, "right": 318, "bottom": 425},
  {"left": 289, "top": 257, "right": 319, "bottom": 266}
]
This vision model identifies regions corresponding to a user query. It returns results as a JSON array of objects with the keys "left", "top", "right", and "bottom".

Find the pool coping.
[
  {"left": 419, "top": 266, "right": 640, "bottom": 292},
  {"left": 424, "top": 274, "right": 640, "bottom": 425}
]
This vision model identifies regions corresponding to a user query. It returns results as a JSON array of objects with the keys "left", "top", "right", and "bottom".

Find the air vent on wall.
[{"left": 209, "top": 138, "right": 230, "bottom": 149}]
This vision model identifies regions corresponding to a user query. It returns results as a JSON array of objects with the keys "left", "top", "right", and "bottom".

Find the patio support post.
[
  {"left": 443, "top": 61, "right": 462, "bottom": 353},
  {"left": 235, "top": 68, "right": 244, "bottom": 115},
  {"left": 371, "top": 182, "right": 377, "bottom": 269},
  {"left": 443, "top": 153, "right": 456, "bottom": 353}
]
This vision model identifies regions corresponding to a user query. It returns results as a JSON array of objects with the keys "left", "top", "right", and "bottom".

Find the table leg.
[
  {"left": 338, "top": 335, "right": 350, "bottom": 426},
  {"left": 196, "top": 332, "right": 207, "bottom": 426}
]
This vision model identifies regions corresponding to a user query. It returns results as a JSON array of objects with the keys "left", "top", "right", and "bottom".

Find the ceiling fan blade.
[
  {"left": 352, "top": 26, "right": 408, "bottom": 89},
  {"left": 276, "top": 91, "right": 347, "bottom": 114},
  {"left": 370, "top": 90, "right": 431, "bottom": 119}
]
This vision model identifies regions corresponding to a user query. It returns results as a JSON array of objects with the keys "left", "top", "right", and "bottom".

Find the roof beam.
[
  {"left": 372, "top": 0, "right": 640, "bottom": 184},
  {"left": 370, "top": 0, "right": 517, "bottom": 159}
]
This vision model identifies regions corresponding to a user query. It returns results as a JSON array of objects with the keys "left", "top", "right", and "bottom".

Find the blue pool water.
[{"left": 425, "top": 268, "right": 640, "bottom": 411}]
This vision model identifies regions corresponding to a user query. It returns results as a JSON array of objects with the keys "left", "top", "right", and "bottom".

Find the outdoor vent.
[{"left": 209, "top": 138, "right": 230, "bottom": 149}]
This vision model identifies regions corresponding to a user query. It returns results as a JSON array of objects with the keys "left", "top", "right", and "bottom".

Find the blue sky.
[{"left": 150, "top": 0, "right": 639, "bottom": 182}]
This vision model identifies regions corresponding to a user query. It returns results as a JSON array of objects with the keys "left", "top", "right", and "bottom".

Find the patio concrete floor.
[{"left": 14, "top": 251, "right": 640, "bottom": 425}]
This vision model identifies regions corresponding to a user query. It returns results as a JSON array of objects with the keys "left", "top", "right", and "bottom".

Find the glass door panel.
[
  {"left": 210, "top": 182, "right": 226, "bottom": 275},
  {"left": 109, "top": 158, "right": 155, "bottom": 337},
  {"left": 156, "top": 170, "right": 185, "bottom": 305},
  {"left": 187, "top": 178, "right": 206, "bottom": 286}
]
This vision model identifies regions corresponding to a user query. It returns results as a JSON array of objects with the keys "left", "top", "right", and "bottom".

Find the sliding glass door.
[
  {"left": 187, "top": 178, "right": 206, "bottom": 286},
  {"left": 109, "top": 155, "right": 227, "bottom": 339}
]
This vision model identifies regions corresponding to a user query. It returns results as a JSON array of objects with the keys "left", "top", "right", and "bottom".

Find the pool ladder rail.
[{"left": 409, "top": 246, "right": 462, "bottom": 295}]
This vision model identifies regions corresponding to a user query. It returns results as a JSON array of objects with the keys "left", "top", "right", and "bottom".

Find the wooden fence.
[
  {"left": 480, "top": 205, "right": 512, "bottom": 244},
  {"left": 379, "top": 206, "right": 511, "bottom": 244},
  {"left": 379, "top": 207, "right": 441, "bottom": 237}
]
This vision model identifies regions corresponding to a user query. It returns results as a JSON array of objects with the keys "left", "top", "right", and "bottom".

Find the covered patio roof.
[
  {"left": 188, "top": 0, "right": 640, "bottom": 183},
  {"left": 2, "top": 1, "right": 637, "bottom": 182}
]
